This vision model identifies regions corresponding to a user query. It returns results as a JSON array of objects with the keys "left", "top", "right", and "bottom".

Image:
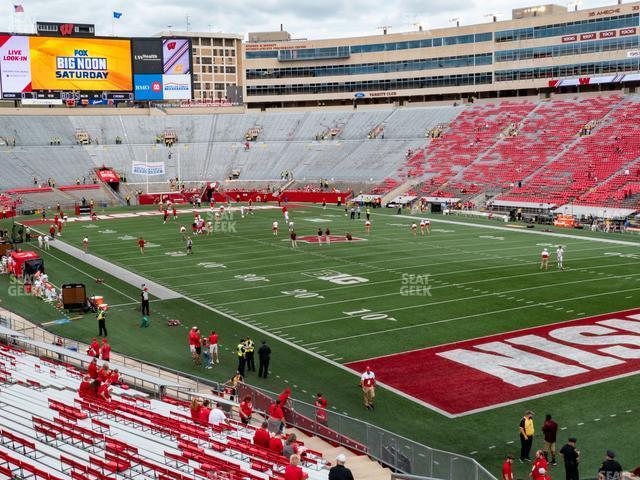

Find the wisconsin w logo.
[{"left": 59, "top": 23, "right": 74, "bottom": 36}]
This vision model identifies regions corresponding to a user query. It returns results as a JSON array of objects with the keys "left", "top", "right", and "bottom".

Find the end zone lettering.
[{"left": 347, "top": 308, "right": 640, "bottom": 416}]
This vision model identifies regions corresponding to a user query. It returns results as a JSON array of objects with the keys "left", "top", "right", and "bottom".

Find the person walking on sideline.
[
  {"left": 141, "top": 287, "right": 150, "bottom": 316},
  {"left": 559, "top": 437, "right": 580, "bottom": 480},
  {"left": 258, "top": 340, "right": 271, "bottom": 378},
  {"left": 542, "top": 414, "right": 558, "bottom": 465},
  {"left": 360, "top": 366, "right": 376, "bottom": 410},
  {"left": 519, "top": 410, "right": 535, "bottom": 463},
  {"left": 97, "top": 309, "right": 107, "bottom": 337},
  {"left": 138, "top": 236, "right": 145, "bottom": 255}
]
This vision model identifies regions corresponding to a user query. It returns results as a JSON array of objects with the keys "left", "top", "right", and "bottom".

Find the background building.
[
  {"left": 243, "top": 2, "right": 640, "bottom": 109},
  {"left": 154, "top": 31, "right": 243, "bottom": 103}
]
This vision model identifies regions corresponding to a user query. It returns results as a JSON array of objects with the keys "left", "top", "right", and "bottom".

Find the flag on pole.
[
  {"left": 113, "top": 11, "right": 122, "bottom": 19},
  {"left": 14, "top": 5, "right": 24, "bottom": 13}
]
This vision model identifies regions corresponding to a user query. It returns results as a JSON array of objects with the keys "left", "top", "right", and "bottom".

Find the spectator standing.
[
  {"left": 141, "top": 287, "right": 150, "bottom": 316},
  {"left": 236, "top": 339, "right": 246, "bottom": 376},
  {"left": 258, "top": 340, "right": 271, "bottom": 378},
  {"left": 268, "top": 399, "right": 285, "bottom": 434},
  {"left": 239, "top": 395, "right": 253, "bottom": 425},
  {"left": 284, "top": 454, "right": 308, "bottom": 480},
  {"left": 360, "top": 366, "right": 376, "bottom": 410},
  {"left": 519, "top": 410, "right": 535, "bottom": 463},
  {"left": 244, "top": 337, "right": 256, "bottom": 372},
  {"left": 208, "top": 331, "right": 219, "bottom": 364},
  {"left": 100, "top": 339, "right": 111, "bottom": 362},
  {"left": 201, "top": 338, "right": 211, "bottom": 369},
  {"left": 279, "top": 388, "right": 292, "bottom": 408},
  {"left": 502, "top": 454, "right": 514, "bottom": 480},
  {"left": 189, "top": 327, "right": 202, "bottom": 366},
  {"left": 97, "top": 309, "right": 107, "bottom": 337},
  {"left": 253, "top": 421, "right": 271, "bottom": 448},
  {"left": 88, "top": 338, "right": 100, "bottom": 357},
  {"left": 598, "top": 451, "right": 623, "bottom": 480},
  {"left": 559, "top": 437, "right": 579, "bottom": 480},
  {"left": 542, "top": 414, "right": 558, "bottom": 465},
  {"left": 329, "top": 454, "right": 354, "bottom": 480},
  {"left": 315, "top": 393, "right": 328, "bottom": 425},
  {"left": 97, "top": 380, "right": 112, "bottom": 402},
  {"left": 78, "top": 375, "right": 93, "bottom": 398}
]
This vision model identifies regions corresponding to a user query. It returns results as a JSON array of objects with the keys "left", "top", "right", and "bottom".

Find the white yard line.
[{"left": 302, "top": 285, "right": 640, "bottom": 347}]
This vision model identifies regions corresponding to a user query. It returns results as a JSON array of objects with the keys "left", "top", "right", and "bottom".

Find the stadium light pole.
[
  {"left": 376, "top": 25, "right": 392, "bottom": 35},
  {"left": 567, "top": 0, "right": 583, "bottom": 11},
  {"left": 449, "top": 18, "right": 461, "bottom": 28}
]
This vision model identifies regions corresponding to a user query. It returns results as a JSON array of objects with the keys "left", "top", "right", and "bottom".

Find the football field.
[{"left": 4, "top": 204, "right": 640, "bottom": 476}]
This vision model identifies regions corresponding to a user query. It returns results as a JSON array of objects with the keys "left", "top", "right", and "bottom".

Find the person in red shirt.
[
  {"left": 97, "top": 381, "right": 112, "bottom": 402},
  {"left": 98, "top": 364, "right": 111, "bottom": 383},
  {"left": 314, "top": 393, "right": 328, "bottom": 425},
  {"left": 239, "top": 395, "right": 253, "bottom": 425},
  {"left": 88, "top": 338, "right": 100, "bottom": 357},
  {"left": 279, "top": 388, "right": 292, "bottom": 407},
  {"left": 190, "top": 397, "right": 202, "bottom": 422},
  {"left": 49, "top": 224, "right": 56, "bottom": 239},
  {"left": 189, "top": 327, "right": 202, "bottom": 366},
  {"left": 109, "top": 369, "right": 120, "bottom": 385},
  {"left": 531, "top": 450, "right": 548, "bottom": 479},
  {"left": 268, "top": 399, "right": 286, "bottom": 434},
  {"left": 198, "top": 400, "right": 212, "bottom": 425},
  {"left": 87, "top": 358, "right": 99, "bottom": 379},
  {"left": 78, "top": 375, "right": 92, "bottom": 398},
  {"left": 253, "top": 421, "right": 271, "bottom": 448},
  {"left": 138, "top": 237, "right": 145, "bottom": 255},
  {"left": 269, "top": 433, "right": 284, "bottom": 455},
  {"left": 502, "top": 454, "right": 514, "bottom": 480},
  {"left": 208, "top": 331, "right": 219, "bottom": 364},
  {"left": 100, "top": 339, "right": 111, "bottom": 361},
  {"left": 173, "top": 206, "right": 178, "bottom": 220},
  {"left": 284, "top": 455, "right": 308, "bottom": 480},
  {"left": 532, "top": 467, "right": 550, "bottom": 480}
]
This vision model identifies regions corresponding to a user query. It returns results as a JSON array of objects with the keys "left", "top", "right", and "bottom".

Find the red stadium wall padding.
[
  {"left": 5, "top": 187, "right": 54, "bottom": 194},
  {"left": 225, "top": 191, "right": 351, "bottom": 204},
  {"left": 58, "top": 184, "right": 101, "bottom": 191}
]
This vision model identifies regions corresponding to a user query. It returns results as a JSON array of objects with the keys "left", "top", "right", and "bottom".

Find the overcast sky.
[{"left": 5, "top": 0, "right": 622, "bottom": 40}]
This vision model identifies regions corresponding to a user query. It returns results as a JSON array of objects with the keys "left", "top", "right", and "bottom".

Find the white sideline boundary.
[{"left": 394, "top": 213, "right": 640, "bottom": 247}]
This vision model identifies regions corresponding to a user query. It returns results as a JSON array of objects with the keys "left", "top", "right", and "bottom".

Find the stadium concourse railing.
[
  {"left": 234, "top": 383, "right": 497, "bottom": 480},
  {"left": 0, "top": 313, "right": 495, "bottom": 480}
]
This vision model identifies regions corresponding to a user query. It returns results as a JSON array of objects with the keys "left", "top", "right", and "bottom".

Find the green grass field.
[{"left": 2, "top": 204, "right": 640, "bottom": 478}]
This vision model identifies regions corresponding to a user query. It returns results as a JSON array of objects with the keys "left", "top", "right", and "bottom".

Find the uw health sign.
[{"left": 348, "top": 309, "right": 640, "bottom": 416}]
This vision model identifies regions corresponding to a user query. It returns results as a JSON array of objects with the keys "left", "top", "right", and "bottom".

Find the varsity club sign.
[{"left": 347, "top": 308, "right": 640, "bottom": 416}]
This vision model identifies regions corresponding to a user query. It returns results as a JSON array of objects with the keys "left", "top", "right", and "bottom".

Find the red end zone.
[{"left": 347, "top": 308, "right": 640, "bottom": 416}]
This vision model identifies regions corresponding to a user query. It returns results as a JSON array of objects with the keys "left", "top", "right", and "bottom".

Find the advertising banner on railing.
[{"left": 132, "top": 161, "right": 165, "bottom": 176}]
